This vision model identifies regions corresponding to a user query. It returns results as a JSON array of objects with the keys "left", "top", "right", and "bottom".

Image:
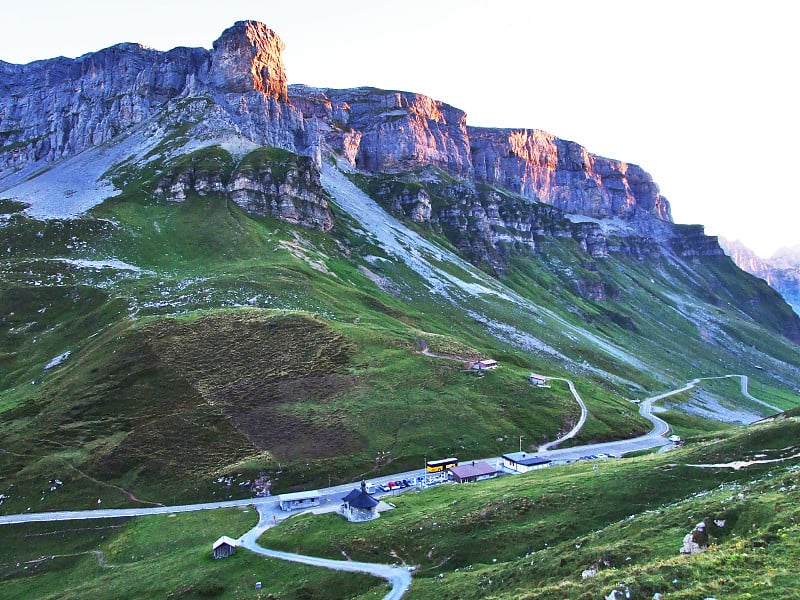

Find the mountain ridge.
[
  {"left": 2, "top": 21, "right": 670, "bottom": 225},
  {"left": 720, "top": 238, "right": 800, "bottom": 315}
]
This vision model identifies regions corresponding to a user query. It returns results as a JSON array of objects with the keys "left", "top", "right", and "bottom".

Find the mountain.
[
  {"left": 1, "top": 20, "right": 800, "bottom": 599},
  {"left": 720, "top": 238, "right": 800, "bottom": 315},
  {"left": 2, "top": 21, "right": 699, "bottom": 267}
]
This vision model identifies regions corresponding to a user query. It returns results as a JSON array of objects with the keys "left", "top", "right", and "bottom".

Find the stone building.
[{"left": 340, "top": 481, "right": 379, "bottom": 522}]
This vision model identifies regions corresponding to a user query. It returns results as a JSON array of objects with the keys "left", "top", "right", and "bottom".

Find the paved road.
[
  {"left": 0, "top": 373, "right": 769, "bottom": 600},
  {"left": 733, "top": 374, "right": 781, "bottom": 413},
  {"left": 0, "top": 498, "right": 262, "bottom": 525},
  {"left": 538, "top": 378, "right": 589, "bottom": 451},
  {"left": 237, "top": 503, "right": 412, "bottom": 600}
]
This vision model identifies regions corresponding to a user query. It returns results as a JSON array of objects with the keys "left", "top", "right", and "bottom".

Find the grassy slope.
[
  {"left": 261, "top": 416, "right": 800, "bottom": 599},
  {"left": 2, "top": 148, "right": 800, "bottom": 513},
  {"left": 0, "top": 508, "right": 382, "bottom": 600},
  {"left": 1, "top": 145, "right": 800, "bottom": 598}
]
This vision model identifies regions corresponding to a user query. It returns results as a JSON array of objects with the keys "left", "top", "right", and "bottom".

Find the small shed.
[
  {"left": 448, "top": 461, "right": 498, "bottom": 483},
  {"left": 277, "top": 490, "right": 321, "bottom": 511},
  {"left": 340, "top": 481, "right": 380, "bottom": 522},
  {"left": 472, "top": 359, "right": 498, "bottom": 371},
  {"left": 212, "top": 535, "right": 238, "bottom": 559},
  {"left": 502, "top": 452, "right": 552, "bottom": 473},
  {"left": 528, "top": 373, "right": 548, "bottom": 386}
]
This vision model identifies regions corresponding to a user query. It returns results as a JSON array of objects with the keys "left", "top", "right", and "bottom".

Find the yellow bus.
[{"left": 426, "top": 457, "right": 458, "bottom": 473}]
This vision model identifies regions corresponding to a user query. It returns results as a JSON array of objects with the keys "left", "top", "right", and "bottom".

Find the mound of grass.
[{"left": 0, "top": 199, "right": 29, "bottom": 214}]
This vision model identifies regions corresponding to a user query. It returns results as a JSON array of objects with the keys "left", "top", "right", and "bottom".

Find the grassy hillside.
[
  {"left": 0, "top": 508, "right": 382, "bottom": 600},
  {"left": 3, "top": 416, "right": 798, "bottom": 600},
  {"left": 261, "top": 415, "right": 800, "bottom": 599},
  {"left": 1, "top": 143, "right": 800, "bottom": 599},
  {"left": 1, "top": 147, "right": 799, "bottom": 516}
]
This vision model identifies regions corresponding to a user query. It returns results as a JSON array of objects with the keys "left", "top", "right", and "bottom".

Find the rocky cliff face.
[
  {"left": 469, "top": 127, "right": 672, "bottom": 222},
  {"left": 0, "top": 21, "right": 309, "bottom": 178},
  {"left": 352, "top": 169, "right": 618, "bottom": 274},
  {"left": 289, "top": 85, "right": 473, "bottom": 179},
  {"left": 209, "top": 21, "right": 288, "bottom": 100},
  {"left": 670, "top": 225, "right": 725, "bottom": 258},
  {"left": 0, "top": 19, "right": 720, "bottom": 259},
  {"left": 289, "top": 85, "right": 671, "bottom": 225},
  {"left": 152, "top": 147, "right": 332, "bottom": 231}
]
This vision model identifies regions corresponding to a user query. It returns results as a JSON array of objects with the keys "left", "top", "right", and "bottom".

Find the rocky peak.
[{"left": 209, "top": 20, "right": 288, "bottom": 101}]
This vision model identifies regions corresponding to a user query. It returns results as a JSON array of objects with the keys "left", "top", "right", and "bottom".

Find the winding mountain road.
[
  {"left": 237, "top": 503, "right": 411, "bottom": 600},
  {"left": 0, "top": 373, "right": 774, "bottom": 600},
  {"left": 538, "top": 378, "right": 589, "bottom": 451}
]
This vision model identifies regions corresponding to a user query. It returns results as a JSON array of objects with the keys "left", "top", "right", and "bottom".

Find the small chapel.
[{"left": 340, "top": 481, "right": 380, "bottom": 522}]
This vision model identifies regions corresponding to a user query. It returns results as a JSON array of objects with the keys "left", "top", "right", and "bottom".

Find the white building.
[
  {"left": 277, "top": 490, "right": 321, "bottom": 511},
  {"left": 212, "top": 536, "right": 238, "bottom": 559},
  {"left": 528, "top": 373, "right": 548, "bottom": 386},
  {"left": 501, "top": 452, "right": 551, "bottom": 473},
  {"left": 472, "top": 359, "right": 498, "bottom": 370}
]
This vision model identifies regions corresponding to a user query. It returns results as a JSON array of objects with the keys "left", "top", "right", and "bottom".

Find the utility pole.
[{"left": 519, "top": 435, "right": 524, "bottom": 453}]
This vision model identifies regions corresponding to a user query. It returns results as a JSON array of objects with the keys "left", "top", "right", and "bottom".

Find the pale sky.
[{"left": 1, "top": 1, "right": 797, "bottom": 258}]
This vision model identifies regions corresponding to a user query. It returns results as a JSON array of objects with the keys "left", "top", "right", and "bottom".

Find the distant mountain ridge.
[{"left": 720, "top": 239, "right": 800, "bottom": 315}]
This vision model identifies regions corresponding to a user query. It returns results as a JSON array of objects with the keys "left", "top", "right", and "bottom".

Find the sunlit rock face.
[
  {"left": 209, "top": 20, "right": 288, "bottom": 101},
  {"left": 0, "top": 20, "right": 307, "bottom": 178},
  {"left": 2, "top": 18, "right": 671, "bottom": 227},
  {"left": 469, "top": 127, "right": 672, "bottom": 222},
  {"left": 721, "top": 239, "right": 800, "bottom": 316},
  {"left": 289, "top": 85, "right": 474, "bottom": 179}
]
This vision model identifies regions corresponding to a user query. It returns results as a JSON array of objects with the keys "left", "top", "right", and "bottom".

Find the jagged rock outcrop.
[
  {"left": 0, "top": 44, "right": 207, "bottom": 173},
  {"left": 469, "top": 127, "right": 672, "bottom": 222},
  {"left": 153, "top": 147, "right": 332, "bottom": 231},
  {"left": 290, "top": 85, "right": 473, "bottom": 178},
  {"left": 0, "top": 21, "right": 309, "bottom": 178},
  {"left": 228, "top": 150, "right": 332, "bottom": 231},
  {"left": 209, "top": 21, "right": 288, "bottom": 100},
  {"left": 355, "top": 169, "right": 623, "bottom": 273},
  {"left": 670, "top": 225, "right": 725, "bottom": 257}
]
